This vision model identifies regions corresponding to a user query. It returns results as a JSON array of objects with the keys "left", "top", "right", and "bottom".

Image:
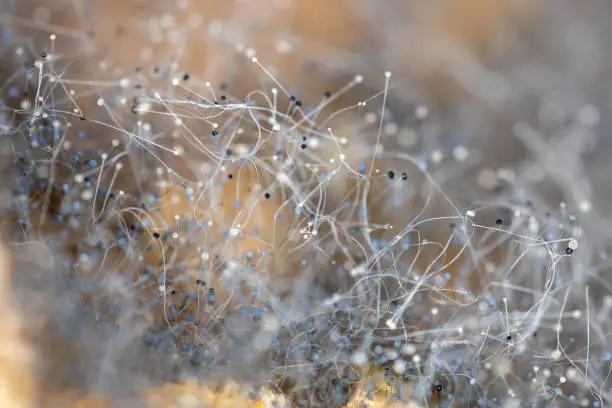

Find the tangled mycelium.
[{"left": 1, "top": 1, "right": 612, "bottom": 407}]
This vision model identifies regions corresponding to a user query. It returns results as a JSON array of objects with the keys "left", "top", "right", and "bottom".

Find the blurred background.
[{"left": 4, "top": 0, "right": 612, "bottom": 208}]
